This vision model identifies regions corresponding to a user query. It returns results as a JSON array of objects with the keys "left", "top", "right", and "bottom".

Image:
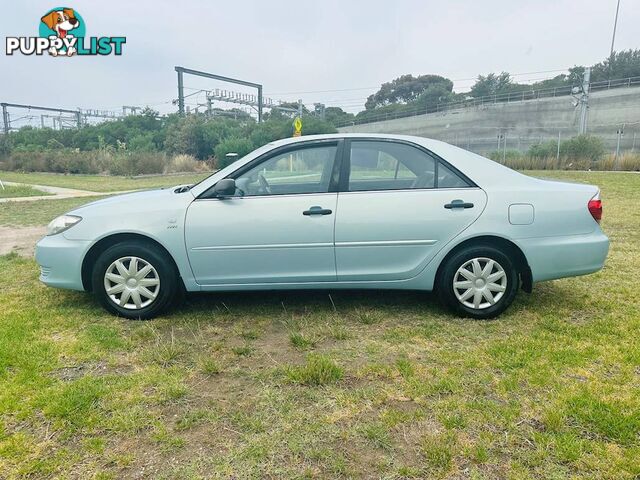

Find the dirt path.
[
  {"left": 0, "top": 225, "right": 47, "bottom": 257},
  {"left": 0, "top": 181, "right": 135, "bottom": 257},
  {"left": 0, "top": 181, "right": 133, "bottom": 203}
]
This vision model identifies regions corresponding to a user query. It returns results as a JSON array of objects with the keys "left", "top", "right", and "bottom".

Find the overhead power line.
[
  {"left": 265, "top": 69, "right": 569, "bottom": 96},
  {"left": 79, "top": 69, "right": 573, "bottom": 113}
]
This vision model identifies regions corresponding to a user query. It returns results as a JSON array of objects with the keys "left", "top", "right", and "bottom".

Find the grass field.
[
  {"left": 0, "top": 171, "right": 210, "bottom": 193},
  {"left": 0, "top": 184, "right": 52, "bottom": 199},
  {"left": 0, "top": 171, "right": 639, "bottom": 478},
  {"left": 0, "top": 196, "right": 106, "bottom": 227}
]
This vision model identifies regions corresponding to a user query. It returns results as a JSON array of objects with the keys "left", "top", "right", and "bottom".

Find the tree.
[
  {"left": 0, "top": 133, "right": 12, "bottom": 156},
  {"left": 296, "top": 116, "right": 337, "bottom": 137},
  {"left": 264, "top": 102, "right": 308, "bottom": 121},
  {"left": 469, "top": 72, "right": 514, "bottom": 98},
  {"left": 163, "top": 114, "right": 245, "bottom": 159},
  {"left": 214, "top": 137, "right": 255, "bottom": 168},
  {"left": 324, "top": 107, "right": 354, "bottom": 127},
  {"left": 532, "top": 74, "right": 570, "bottom": 90},
  {"left": 566, "top": 66, "right": 585, "bottom": 86},
  {"left": 415, "top": 83, "right": 460, "bottom": 110},
  {"left": 591, "top": 49, "right": 640, "bottom": 81},
  {"left": 365, "top": 74, "right": 454, "bottom": 110}
]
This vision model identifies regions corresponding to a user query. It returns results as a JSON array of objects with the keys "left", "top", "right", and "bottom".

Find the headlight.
[{"left": 46, "top": 215, "right": 82, "bottom": 236}]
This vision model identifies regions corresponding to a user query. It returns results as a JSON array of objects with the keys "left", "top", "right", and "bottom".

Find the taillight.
[{"left": 588, "top": 198, "right": 602, "bottom": 223}]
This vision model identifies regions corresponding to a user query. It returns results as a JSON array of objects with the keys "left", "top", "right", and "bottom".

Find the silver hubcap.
[
  {"left": 453, "top": 257, "right": 507, "bottom": 310},
  {"left": 103, "top": 256, "right": 160, "bottom": 310}
]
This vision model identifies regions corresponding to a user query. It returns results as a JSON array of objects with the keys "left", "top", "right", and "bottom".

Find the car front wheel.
[
  {"left": 437, "top": 245, "right": 519, "bottom": 319},
  {"left": 92, "top": 241, "right": 178, "bottom": 319}
]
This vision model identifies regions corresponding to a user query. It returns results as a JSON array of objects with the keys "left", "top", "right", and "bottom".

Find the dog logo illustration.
[
  {"left": 40, "top": 8, "right": 82, "bottom": 56},
  {"left": 5, "top": 7, "right": 125, "bottom": 56}
]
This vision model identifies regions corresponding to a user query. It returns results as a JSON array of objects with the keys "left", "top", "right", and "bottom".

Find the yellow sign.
[{"left": 293, "top": 117, "right": 302, "bottom": 137}]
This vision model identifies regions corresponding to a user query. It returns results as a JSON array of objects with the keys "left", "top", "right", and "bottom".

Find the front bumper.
[
  {"left": 520, "top": 229, "right": 610, "bottom": 282},
  {"left": 35, "top": 234, "right": 91, "bottom": 291}
]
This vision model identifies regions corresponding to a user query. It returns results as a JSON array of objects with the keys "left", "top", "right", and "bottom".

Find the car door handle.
[
  {"left": 303, "top": 206, "right": 333, "bottom": 216},
  {"left": 444, "top": 199, "right": 474, "bottom": 209}
]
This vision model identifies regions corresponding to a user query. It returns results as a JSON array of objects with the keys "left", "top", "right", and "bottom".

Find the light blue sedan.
[{"left": 35, "top": 134, "right": 609, "bottom": 319}]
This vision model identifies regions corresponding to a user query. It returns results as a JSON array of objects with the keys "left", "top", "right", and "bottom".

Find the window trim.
[
  {"left": 198, "top": 139, "right": 344, "bottom": 199},
  {"left": 339, "top": 138, "right": 477, "bottom": 193}
]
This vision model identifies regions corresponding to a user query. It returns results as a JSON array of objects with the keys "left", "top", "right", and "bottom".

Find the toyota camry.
[{"left": 35, "top": 134, "right": 609, "bottom": 319}]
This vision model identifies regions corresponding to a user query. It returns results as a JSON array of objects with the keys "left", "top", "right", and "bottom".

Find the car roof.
[{"left": 267, "top": 133, "right": 440, "bottom": 148}]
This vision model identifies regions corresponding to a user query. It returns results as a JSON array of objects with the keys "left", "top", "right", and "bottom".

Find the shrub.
[
  {"left": 127, "top": 132, "right": 158, "bottom": 152},
  {"left": 0, "top": 149, "right": 174, "bottom": 176},
  {"left": 106, "top": 152, "right": 168, "bottom": 176},
  {"left": 0, "top": 134, "right": 12, "bottom": 156},
  {"left": 1, "top": 150, "right": 102, "bottom": 174},
  {"left": 616, "top": 153, "right": 640, "bottom": 171},
  {"left": 163, "top": 114, "right": 244, "bottom": 159},
  {"left": 164, "top": 154, "right": 209, "bottom": 173},
  {"left": 489, "top": 149, "right": 523, "bottom": 163},
  {"left": 528, "top": 141, "right": 558, "bottom": 159},
  {"left": 600, "top": 152, "right": 640, "bottom": 171},
  {"left": 560, "top": 134, "right": 605, "bottom": 161},
  {"left": 214, "top": 137, "right": 255, "bottom": 169}
]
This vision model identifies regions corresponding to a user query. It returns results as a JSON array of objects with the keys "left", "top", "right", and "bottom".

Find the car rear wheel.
[
  {"left": 437, "top": 245, "right": 519, "bottom": 319},
  {"left": 92, "top": 241, "right": 178, "bottom": 319}
]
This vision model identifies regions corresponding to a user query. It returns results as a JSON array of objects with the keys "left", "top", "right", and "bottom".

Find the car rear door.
[
  {"left": 334, "top": 139, "right": 487, "bottom": 281},
  {"left": 185, "top": 140, "right": 342, "bottom": 286}
]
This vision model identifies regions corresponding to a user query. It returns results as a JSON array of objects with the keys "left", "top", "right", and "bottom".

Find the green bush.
[
  {"left": 163, "top": 115, "right": 246, "bottom": 160},
  {"left": 127, "top": 132, "right": 158, "bottom": 152},
  {"left": 0, "top": 111, "right": 338, "bottom": 174},
  {"left": 0, "top": 134, "right": 13, "bottom": 156},
  {"left": 214, "top": 137, "right": 255, "bottom": 169},
  {"left": 1, "top": 150, "right": 101, "bottom": 174},
  {"left": 528, "top": 141, "right": 558, "bottom": 159},
  {"left": 0, "top": 149, "right": 169, "bottom": 175},
  {"left": 560, "top": 135, "right": 605, "bottom": 161},
  {"left": 105, "top": 152, "right": 168, "bottom": 176}
]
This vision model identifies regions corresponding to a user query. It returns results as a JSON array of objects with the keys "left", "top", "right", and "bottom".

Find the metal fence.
[
  {"left": 431, "top": 128, "right": 639, "bottom": 157},
  {"left": 336, "top": 76, "right": 640, "bottom": 128}
]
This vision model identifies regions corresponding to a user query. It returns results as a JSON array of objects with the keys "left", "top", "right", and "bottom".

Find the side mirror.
[{"left": 213, "top": 178, "right": 236, "bottom": 198}]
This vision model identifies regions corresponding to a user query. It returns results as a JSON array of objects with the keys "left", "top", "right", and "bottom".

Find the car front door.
[
  {"left": 334, "top": 139, "right": 487, "bottom": 281},
  {"left": 185, "top": 140, "right": 342, "bottom": 286}
]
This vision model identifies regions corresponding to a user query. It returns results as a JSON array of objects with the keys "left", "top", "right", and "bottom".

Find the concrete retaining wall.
[{"left": 338, "top": 87, "right": 640, "bottom": 154}]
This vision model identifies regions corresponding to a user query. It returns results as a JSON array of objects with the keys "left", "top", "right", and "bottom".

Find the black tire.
[
  {"left": 92, "top": 241, "right": 179, "bottom": 320},
  {"left": 437, "top": 244, "right": 519, "bottom": 320}
]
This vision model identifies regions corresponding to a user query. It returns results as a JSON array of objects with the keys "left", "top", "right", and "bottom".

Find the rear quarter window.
[{"left": 437, "top": 162, "right": 472, "bottom": 188}]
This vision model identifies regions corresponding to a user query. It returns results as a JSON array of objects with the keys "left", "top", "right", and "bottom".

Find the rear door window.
[{"left": 348, "top": 141, "right": 436, "bottom": 191}]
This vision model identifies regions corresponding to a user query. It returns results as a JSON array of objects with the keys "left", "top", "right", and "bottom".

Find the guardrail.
[{"left": 336, "top": 76, "right": 640, "bottom": 128}]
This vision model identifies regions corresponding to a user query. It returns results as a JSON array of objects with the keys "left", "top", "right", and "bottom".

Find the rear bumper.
[
  {"left": 520, "top": 230, "right": 609, "bottom": 282},
  {"left": 35, "top": 234, "right": 91, "bottom": 291}
]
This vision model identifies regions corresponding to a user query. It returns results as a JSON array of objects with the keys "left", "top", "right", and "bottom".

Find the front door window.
[{"left": 233, "top": 144, "right": 338, "bottom": 196}]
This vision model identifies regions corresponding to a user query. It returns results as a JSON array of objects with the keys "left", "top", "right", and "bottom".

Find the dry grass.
[
  {"left": 163, "top": 154, "right": 212, "bottom": 174},
  {"left": 498, "top": 152, "right": 640, "bottom": 171}
]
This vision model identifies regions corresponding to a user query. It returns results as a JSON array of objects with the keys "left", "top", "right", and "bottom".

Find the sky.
[{"left": 0, "top": 0, "right": 638, "bottom": 124}]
